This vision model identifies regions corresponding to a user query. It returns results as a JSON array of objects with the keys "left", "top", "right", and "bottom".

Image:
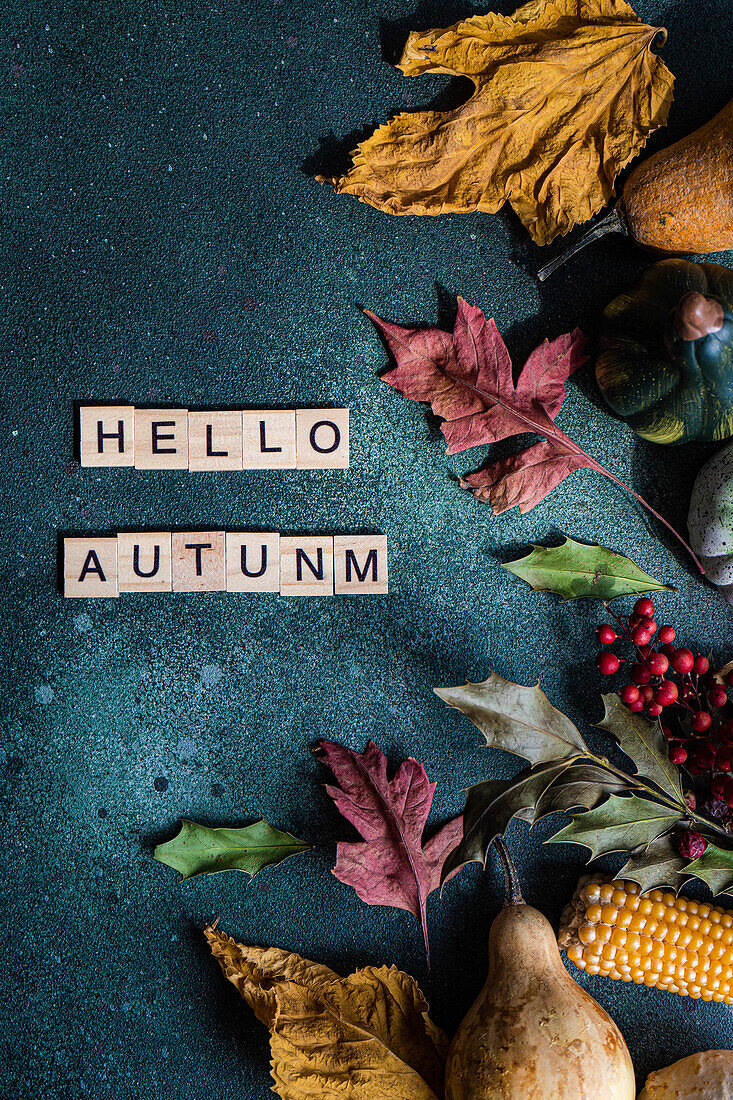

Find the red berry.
[
  {"left": 677, "top": 830, "right": 708, "bottom": 860},
  {"left": 646, "top": 702, "right": 663, "bottom": 717},
  {"left": 709, "top": 687, "right": 728, "bottom": 708},
  {"left": 692, "top": 711, "right": 713, "bottom": 733},
  {"left": 661, "top": 724, "right": 675, "bottom": 741},
  {"left": 640, "top": 617, "right": 658, "bottom": 634},
  {"left": 718, "top": 746, "right": 733, "bottom": 771},
  {"left": 596, "top": 624, "right": 616, "bottom": 645},
  {"left": 691, "top": 744, "right": 716, "bottom": 770},
  {"left": 720, "top": 721, "right": 733, "bottom": 744},
  {"left": 724, "top": 778, "right": 733, "bottom": 809},
  {"left": 654, "top": 680, "right": 679, "bottom": 707},
  {"left": 620, "top": 684, "right": 640, "bottom": 704},
  {"left": 634, "top": 597, "right": 655, "bottom": 618},
  {"left": 641, "top": 684, "right": 654, "bottom": 702},
  {"left": 659, "top": 642, "right": 676, "bottom": 658},
  {"left": 632, "top": 626, "right": 651, "bottom": 646},
  {"left": 630, "top": 663, "right": 652, "bottom": 685},
  {"left": 658, "top": 625, "right": 676, "bottom": 644},
  {"left": 694, "top": 655, "right": 710, "bottom": 675},
  {"left": 671, "top": 648, "right": 695, "bottom": 674},
  {"left": 669, "top": 744, "right": 687, "bottom": 765},
  {"left": 647, "top": 652, "right": 669, "bottom": 676},
  {"left": 712, "top": 775, "right": 728, "bottom": 799},
  {"left": 596, "top": 652, "right": 620, "bottom": 675},
  {"left": 629, "top": 699, "right": 645, "bottom": 712}
]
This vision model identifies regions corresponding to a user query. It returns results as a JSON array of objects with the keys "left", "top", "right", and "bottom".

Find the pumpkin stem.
[
  {"left": 493, "top": 836, "right": 524, "bottom": 907},
  {"left": 673, "top": 292, "right": 725, "bottom": 340},
  {"left": 537, "top": 207, "right": 628, "bottom": 282}
]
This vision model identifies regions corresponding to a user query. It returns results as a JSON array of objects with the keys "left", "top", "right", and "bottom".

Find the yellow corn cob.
[{"left": 558, "top": 873, "right": 733, "bottom": 1004}]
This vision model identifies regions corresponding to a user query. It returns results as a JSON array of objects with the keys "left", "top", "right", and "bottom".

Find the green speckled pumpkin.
[{"left": 596, "top": 259, "right": 733, "bottom": 444}]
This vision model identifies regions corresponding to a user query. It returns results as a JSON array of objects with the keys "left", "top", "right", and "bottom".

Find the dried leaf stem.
[{"left": 456, "top": 371, "right": 704, "bottom": 573}]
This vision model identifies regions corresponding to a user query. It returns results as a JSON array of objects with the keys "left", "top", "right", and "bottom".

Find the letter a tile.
[{"left": 64, "top": 538, "right": 119, "bottom": 597}]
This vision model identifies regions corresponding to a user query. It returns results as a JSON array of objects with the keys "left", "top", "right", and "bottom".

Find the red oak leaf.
[
  {"left": 316, "top": 739, "right": 462, "bottom": 967},
  {"left": 366, "top": 298, "right": 702, "bottom": 569}
]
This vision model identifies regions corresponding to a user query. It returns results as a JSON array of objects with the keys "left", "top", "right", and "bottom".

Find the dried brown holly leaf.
[
  {"left": 323, "top": 0, "right": 674, "bottom": 244},
  {"left": 205, "top": 927, "right": 449, "bottom": 1100}
]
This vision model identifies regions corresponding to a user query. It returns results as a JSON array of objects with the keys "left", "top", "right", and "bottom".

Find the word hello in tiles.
[
  {"left": 63, "top": 533, "right": 387, "bottom": 597},
  {"left": 78, "top": 406, "right": 349, "bottom": 470}
]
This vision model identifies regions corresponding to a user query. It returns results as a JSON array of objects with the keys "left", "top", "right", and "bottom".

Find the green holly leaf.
[
  {"left": 534, "top": 762, "right": 628, "bottom": 819},
  {"left": 154, "top": 818, "right": 312, "bottom": 881},
  {"left": 442, "top": 761, "right": 571, "bottom": 881},
  {"left": 435, "top": 671, "right": 590, "bottom": 766},
  {"left": 618, "top": 834, "right": 688, "bottom": 894},
  {"left": 683, "top": 842, "right": 733, "bottom": 897},
  {"left": 503, "top": 537, "right": 674, "bottom": 601},
  {"left": 548, "top": 794, "right": 681, "bottom": 859},
  {"left": 597, "top": 694, "right": 683, "bottom": 803}
]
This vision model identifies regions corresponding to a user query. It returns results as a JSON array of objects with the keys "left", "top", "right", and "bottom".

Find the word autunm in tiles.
[{"left": 63, "top": 534, "right": 387, "bottom": 596}]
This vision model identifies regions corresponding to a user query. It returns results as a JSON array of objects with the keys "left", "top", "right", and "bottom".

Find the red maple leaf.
[
  {"left": 367, "top": 298, "right": 701, "bottom": 567},
  {"left": 316, "top": 739, "right": 462, "bottom": 967}
]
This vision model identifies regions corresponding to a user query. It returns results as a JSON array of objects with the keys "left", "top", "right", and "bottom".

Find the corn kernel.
[{"left": 559, "top": 875, "right": 733, "bottom": 1006}]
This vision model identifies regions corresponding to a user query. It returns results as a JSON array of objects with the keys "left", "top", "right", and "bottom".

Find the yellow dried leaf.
[
  {"left": 323, "top": 0, "right": 674, "bottom": 244},
  {"left": 205, "top": 927, "right": 448, "bottom": 1100}
]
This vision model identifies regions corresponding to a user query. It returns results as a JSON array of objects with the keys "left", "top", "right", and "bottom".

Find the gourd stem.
[
  {"left": 537, "top": 207, "right": 628, "bottom": 282},
  {"left": 493, "top": 836, "right": 524, "bottom": 907}
]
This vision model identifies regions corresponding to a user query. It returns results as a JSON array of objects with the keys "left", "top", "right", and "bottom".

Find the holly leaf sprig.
[
  {"left": 438, "top": 672, "right": 733, "bottom": 895},
  {"left": 504, "top": 537, "right": 674, "bottom": 602}
]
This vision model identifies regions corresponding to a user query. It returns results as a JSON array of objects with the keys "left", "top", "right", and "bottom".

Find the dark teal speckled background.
[{"left": 2, "top": 0, "right": 733, "bottom": 1095}]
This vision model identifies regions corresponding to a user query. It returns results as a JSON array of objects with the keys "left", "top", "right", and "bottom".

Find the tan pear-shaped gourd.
[{"left": 444, "top": 840, "right": 635, "bottom": 1100}]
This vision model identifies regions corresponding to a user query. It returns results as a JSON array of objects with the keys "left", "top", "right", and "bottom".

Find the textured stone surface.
[{"left": 1, "top": 0, "right": 733, "bottom": 1095}]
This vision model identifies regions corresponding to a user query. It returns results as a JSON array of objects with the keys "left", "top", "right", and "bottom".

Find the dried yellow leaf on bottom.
[
  {"left": 323, "top": 0, "right": 674, "bottom": 245},
  {"left": 205, "top": 927, "right": 448, "bottom": 1100}
]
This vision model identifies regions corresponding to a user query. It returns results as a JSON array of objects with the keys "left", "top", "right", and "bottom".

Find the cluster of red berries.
[{"left": 595, "top": 597, "right": 733, "bottom": 810}]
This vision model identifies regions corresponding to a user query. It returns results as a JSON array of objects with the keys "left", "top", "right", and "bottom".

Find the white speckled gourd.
[{"left": 688, "top": 443, "right": 733, "bottom": 603}]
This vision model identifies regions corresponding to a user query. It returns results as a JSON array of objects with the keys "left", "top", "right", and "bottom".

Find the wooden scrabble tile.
[
  {"left": 79, "top": 405, "right": 135, "bottom": 467},
  {"left": 334, "top": 535, "right": 388, "bottom": 595},
  {"left": 188, "top": 411, "right": 243, "bottom": 471},
  {"left": 242, "top": 411, "right": 296, "bottom": 469},
  {"left": 118, "top": 532, "right": 172, "bottom": 593},
  {"left": 134, "top": 409, "right": 188, "bottom": 469},
  {"left": 280, "top": 537, "right": 334, "bottom": 596},
  {"left": 64, "top": 538, "right": 119, "bottom": 598},
  {"left": 226, "top": 532, "right": 280, "bottom": 592},
  {"left": 295, "top": 409, "right": 349, "bottom": 469},
  {"left": 171, "top": 531, "right": 226, "bottom": 592}
]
